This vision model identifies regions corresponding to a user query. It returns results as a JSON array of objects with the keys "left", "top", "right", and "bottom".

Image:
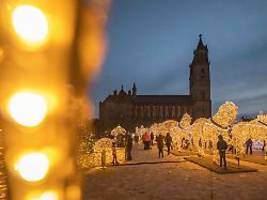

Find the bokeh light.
[
  {"left": 8, "top": 92, "right": 48, "bottom": 127},
  {"left": 37, "top": 191, "right": 58, "bottom": 200},
  {"left": 15, "top": 153, "right": 49, "bottom": 182},
  {"left": 12, "top": 5, "right": 48, "bottom": 45}
]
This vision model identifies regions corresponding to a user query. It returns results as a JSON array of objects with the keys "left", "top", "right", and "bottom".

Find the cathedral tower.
[{"left": 189, "top": 34, "right": 211, "bottom": 119}]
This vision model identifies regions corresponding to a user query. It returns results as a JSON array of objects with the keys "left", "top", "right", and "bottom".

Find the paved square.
[{"left": 82, "top": 144, "right": 267, "bottom": 200}]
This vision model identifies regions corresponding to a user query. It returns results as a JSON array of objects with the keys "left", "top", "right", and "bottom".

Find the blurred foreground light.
[
  {"left": 27, "top": 191, "right": 58, "bottom": 200},
  {"left": 8, "top": 92, "right": 48, "bottom": 127},
  {"left": 39, "top": 191, "right": 58, "bottom": 200},
  {"left": 12, "top": 5, "right": 48, "bottom": 46},
  {"left": 15, "top": 153, "right": 49, "bottom": 182}
]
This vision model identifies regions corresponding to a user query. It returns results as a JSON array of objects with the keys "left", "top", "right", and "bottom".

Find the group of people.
[
  {"left": 111, "top": 130, "right": 266, "bottom": 168},
  {"left": 141, "top": 131, "right": 173, "bottom": 158},
  {"left": 217, "top": 135, "right": 266, "bottom": 169},
  {"left": 155, "top": 132, "right": 173, "bottom": 158}
]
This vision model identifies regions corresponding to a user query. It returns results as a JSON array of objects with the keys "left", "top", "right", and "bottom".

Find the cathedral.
[{"left": 97, "top": 35, "right": 212, "bottom": 132}]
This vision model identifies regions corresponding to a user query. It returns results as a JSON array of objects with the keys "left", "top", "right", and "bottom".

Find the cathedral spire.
[
  {"left": 132, "top": 82, "right": 137, "bottom": 96},
  {"left": 192, "top": 34, "right": 209, "bottom": 64},
  {"left": 119, "top": 84, "right": 126, "bottom": 96},
  {"left": 197, "top": 34, "right": 204, "bottom": 48},
  {"left": 196, "top": 34, "right": 207, "bottom": 50}
]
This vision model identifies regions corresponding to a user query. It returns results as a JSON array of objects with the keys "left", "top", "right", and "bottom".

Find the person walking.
[
  {"left": 156, "top": 133, "right": 164, "bottom": 158},
  {"left": 165, "top": 132, "right": 173, "bottom": 155},
  {"left": 150, "top": 132, "right": 154, "bottom": 146},
  {"left": 125, "top": 133, "right": 133, "bottom": 160},
  {"left": 217, "top": 135, "right": 228, "bottom": 168},
  {"left": 112, "top": 141, "right": 119, "bottom": 165},
  {"left": 143, "top": 131, "right": 151, "bottom": 150},
  {"left": 262, "top": 140, "right": 266, "bottom": 152},
  {"left": 245, "top": 138, "right": 253, "bottom": 155}
]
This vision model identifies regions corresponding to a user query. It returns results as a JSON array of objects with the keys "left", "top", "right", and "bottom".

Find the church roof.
[{"left": 134, "top": 95, "right": 193, "bottom": 105}]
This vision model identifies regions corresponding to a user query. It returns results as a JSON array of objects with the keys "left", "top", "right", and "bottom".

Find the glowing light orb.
[
  {"left": 12, "top": 5, "right": 48, "bottom": 45},
  {"left": 8, "top": 92, "right": 48, "bottom": 127},
  {"left": 15, "top": 153, "right": 49, "bottom": 182}
]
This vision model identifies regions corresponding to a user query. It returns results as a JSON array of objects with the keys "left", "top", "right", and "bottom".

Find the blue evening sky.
[{"left": 90, "top": 0, "right": 267, "bottom": 118}]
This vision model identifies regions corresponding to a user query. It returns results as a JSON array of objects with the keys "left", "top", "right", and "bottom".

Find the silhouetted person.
[
  {"left": 150, "top": 132, "right": 154, "bottom": 146},
  {"left": 245, "top": 138, "right": 253, "bottom": 155},
  {"left": 217, "top": 135, "right": 228, "bottom": 168},
  {"left": 262, "top": 140, "right": 266, "bottom": 152},
  {"left": 112, "top": 141, "right": 119, "bottom": 165},
  {"left": 126, "top": 134, "right": 133, "bottom": 160},
  {"left": 156, "top": 133, "right": 164, "bottom": 158},
  {"left": 165, "top": 132, "right": 173, "bottom": 155},
  {"left": 101, "top": 150, "right": 106, "bottom": 168},
  {"left": 235, "top": 146, "right": 240, "bottom": 167}
]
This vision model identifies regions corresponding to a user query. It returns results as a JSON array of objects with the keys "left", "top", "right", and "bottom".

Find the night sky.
[{"left": 91, "top": 0, "right": 267, "bottom": 118}]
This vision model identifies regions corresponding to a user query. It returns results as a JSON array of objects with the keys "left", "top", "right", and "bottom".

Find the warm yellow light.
[
  {"left": 37, "top": 191, "right": 58, "bottom": 200},
  {"left": 8, "top": 92, "right": 48, "bottom": 127},
  {"left": 12, "top": 5, "right": 48, "bottom": 45},
  {"left": 15, "top": 153, "right": 49, "bottom": 182},
  {"left": 27, "top": 191, "right": 59, "bottom": 200}
]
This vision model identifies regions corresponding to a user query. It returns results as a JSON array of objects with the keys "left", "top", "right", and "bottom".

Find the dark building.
[{"left": 98, "top": 35, "right": 211, "bottom": 132}]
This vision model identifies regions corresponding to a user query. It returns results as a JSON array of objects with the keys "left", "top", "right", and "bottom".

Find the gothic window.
[
  {"left": 135, "top": 106, "right": 138, "bottom": 118},
  {"left": 172, "top": 106, "right": 175, "bottom": 118},
  {"left": 177, "top": 106, "right": 180, "bottom": 117},
  {"left": 188, "top": 107, "right": 192, "bottom": 115},
  {"left": 141, "top": 106, "right": 144, "bottom": 119},
  {"left": 147, "top": 106, "right": 151, "bottom": 118},
  {"left": 155, "top": 106, "right": 159, "bottom": 119},
  {"left": 152, "top": 106, "right": 156, "bottom": 119},
  {"left": 160, "top": 106, "right": 163, "bottom": 119},
  {"left": 128, "top": 107, "right": 132, "bottom": 117},
  {"left": 202, "top": 91, "right": 205, "bottom": 100},
  {"left": 165, "top": 106, "right": 169, "bottom": 118},
  {"left": 201, "top": 68, "right": 205, "bottom": 79},
  {"left": 180, "top": 106, "right": 184, "bottom": 115}
]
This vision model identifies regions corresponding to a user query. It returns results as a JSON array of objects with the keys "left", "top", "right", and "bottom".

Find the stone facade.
[{"left": 98, "top": 35, "right": 211, "bottom": 132}]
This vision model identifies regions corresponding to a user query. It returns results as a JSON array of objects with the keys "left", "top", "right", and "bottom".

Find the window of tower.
[
  {"left": 202, "top": 92, "right": 205, "bottom": 100},
  {"left": 201, "top": 68, "right": 205, "bottom": 79}
]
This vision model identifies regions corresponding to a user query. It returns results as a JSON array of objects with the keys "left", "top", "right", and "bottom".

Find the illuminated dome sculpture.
[
  {"left": 198, "top": 101, "right": 238, "bottom": 161},
  {"left": 179, "top": 113, "right": 192, "bottom": 129},
  {"left": 212, "top": 101, "right": 238, "bottom": 128},
  {"left": 94, "top": 138, "right": 113, "bottom": 153},
  {"left": 111, "top": 125, "right": 126, "bottom": 137},
  {"left": 231, "top": 115, "right": 267, "bottom": 158},
  {"left": 152, "top": 120, "right": 178, "bottom": 137}
]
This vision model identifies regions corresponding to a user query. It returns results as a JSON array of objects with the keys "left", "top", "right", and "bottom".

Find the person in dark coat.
[
  {"left": 245, "top": 138, "right": 253, "bottom": 155},
  {"left": 112, "top": 141, "right": 119, "bottom": 165},
  {"left": 165, "top": 132, "right": 173, "bottom": 155},
  {"left": 150, "top": 132, "right": 154, "bottom": 146},
  {"left": 156, "top": 133, "right": 164, "bottom": 158},
  {"left": 262, "top": 140, "right": 266, "bottom": 152},
  {"left": 217, "top": 135, "right": 228, "bottom": 168},
  {"left": 125, "top": 133, "right": 133, "bottom": 160}
]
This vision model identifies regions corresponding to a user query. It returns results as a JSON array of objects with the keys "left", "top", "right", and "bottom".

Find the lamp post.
[{"left": 0, "top": 0, "right": 110, "bottom": 199}]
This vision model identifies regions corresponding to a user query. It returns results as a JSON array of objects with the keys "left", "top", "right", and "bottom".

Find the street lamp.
[{"left": 0, "top": 0, "right": 110, "bottom": 199}]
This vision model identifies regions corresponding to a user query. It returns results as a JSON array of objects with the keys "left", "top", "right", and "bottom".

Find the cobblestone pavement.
[{"left": 82, "top": 143, "right": 267, "bottom": 200}]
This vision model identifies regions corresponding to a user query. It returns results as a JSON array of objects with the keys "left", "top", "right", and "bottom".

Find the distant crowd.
[{"left": 110, "top": 131, "right": 266, "bottom": 169}]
